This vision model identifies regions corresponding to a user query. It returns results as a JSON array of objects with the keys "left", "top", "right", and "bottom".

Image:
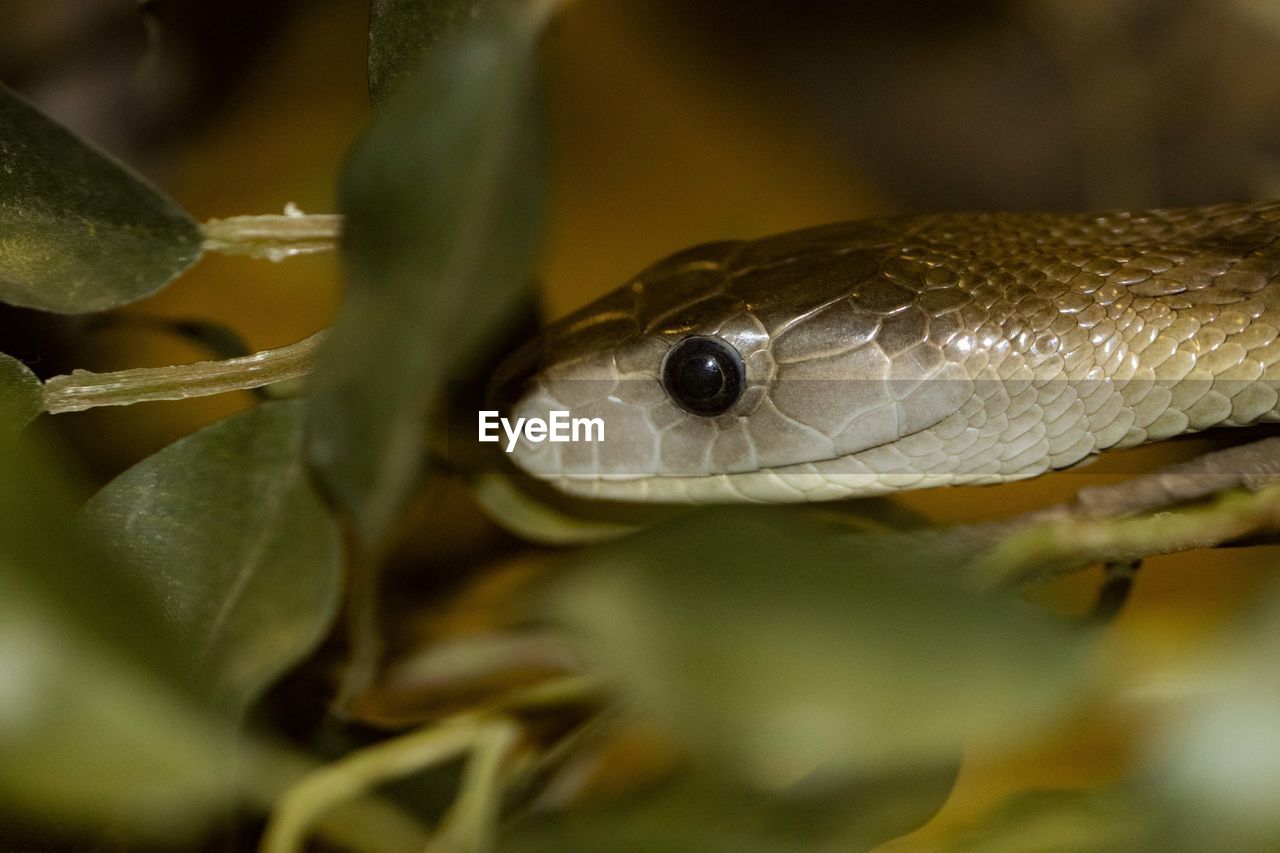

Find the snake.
[{"left": 491, "top": 201, "right": 1280, "bottom": 503}]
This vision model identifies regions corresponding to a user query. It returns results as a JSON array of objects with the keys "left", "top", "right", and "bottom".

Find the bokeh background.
[{"left": 5, "top": 0, "right": 1280, "bottom": 845}]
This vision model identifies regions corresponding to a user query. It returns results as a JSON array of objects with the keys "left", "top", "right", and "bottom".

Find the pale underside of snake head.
[{"left": 492, "top": 204, "right": 1280, "bottom": 503}]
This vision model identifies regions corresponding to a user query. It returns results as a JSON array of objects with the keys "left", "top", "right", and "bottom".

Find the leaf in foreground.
[
  {"left": 307, "top": 2, "right": 547, "bottom": 545},
  {"left": 547, "top": 512, "right": 1099, "bottom": 786},
  {"left": 504, "top": 762, "right": 960, "bottom": 853},
  {"left": 368, "top": 0, "right": 483, "bottom": 104},
  {"left": 1147, "top": 579, "right": 1280, "bottom": 851},
  {"left": 0, "top": 435, "right": 423, "bottom": 849},
  {"left": 946, "top": 788, "right": 1154, "bottom": 853},
  {"left": 0, "top": 435, "right": 240, "bottom": 836},
  {"left": 0, "top": 352, "right": 41, "bottom": 439},
  {"left": 84, "top": 401, "right": 342, "bottom": 713},
  {"left": 0, "top": 83, "right": 202, "bottom": 313}
]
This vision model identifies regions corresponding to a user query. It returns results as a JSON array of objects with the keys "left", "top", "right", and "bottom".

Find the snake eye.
[{"left": 661, "top": 336, "right": 745, "bottom": 416}]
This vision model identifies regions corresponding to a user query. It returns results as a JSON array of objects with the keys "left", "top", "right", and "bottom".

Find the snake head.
[
  {"left": 490, "top": 224, "right": 976, "bottom": 502},
  {"left": 491, "top": 203, "right": 1280, "bottom": 502}
]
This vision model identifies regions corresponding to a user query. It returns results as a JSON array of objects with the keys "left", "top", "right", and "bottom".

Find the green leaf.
[
  {"left": 308, "top": 2, "right": 547, "bottom": 545},
  {"left": 1147, "top": 579, "right": 1280, "bottom": 851},
  {"left": 503, "top": 776, "right": 818, "bottom": 853},
  {"left": 503, "top": 764, "right": 959, "bottom": 853},
  {"left": 0, "top": 83, "right": 202, "bottom": 313},
  {"left": 0, "top": 434, "right": 241, "bottom": 835},
  {"left": 84, "top": 401, "right": 343, "bottom": 713},
  {"left": 0, "top": 352, "right": 41, "bottom": 439},
  {"left": 947, "top": 788, "right": 1154, "bottom": 852},
  {"left": 546, "top": 511, "right": 1098, "bottom": 786},
  {"left": 369, "top": 0, "right": 484, "bottom": 105}
]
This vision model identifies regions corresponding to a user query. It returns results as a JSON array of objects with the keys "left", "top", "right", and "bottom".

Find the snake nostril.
[{"left": 488, "top": 336, "right": 544, "bottom": 412}]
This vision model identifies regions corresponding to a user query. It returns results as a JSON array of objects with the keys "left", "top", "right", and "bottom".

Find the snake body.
[{"left": 495, "top": 202, "right": 1280, "bottom": 503}]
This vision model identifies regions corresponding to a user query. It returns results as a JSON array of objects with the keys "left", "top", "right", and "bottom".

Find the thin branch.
[
  {"left": 434, "top": 719, "right": 522, "bottom": 853},
  {"left": 969, "top": 482, "right": 1280, "bottom": 588},
  {"left": 41, "top": 331, "right": 326, "bottom": 414},
  {"left": 1069, "top": 436, "right": 1280, "bottom": 518},
  {"left": 870, "top": 436, "right": 1280, "bottom": 589},
  {"left": 202, "top": 212, "right": 343, "bottom": 261},
  {"left": 242, "top": 740, "right": 432, "bottom": 853},
  {"left": 260, "top": 715, "right": 520, "bottom": 853}
]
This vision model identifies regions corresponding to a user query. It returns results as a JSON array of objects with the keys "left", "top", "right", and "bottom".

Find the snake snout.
[{"left": 488, "top": 335, "right": 544, "bottom": 412}]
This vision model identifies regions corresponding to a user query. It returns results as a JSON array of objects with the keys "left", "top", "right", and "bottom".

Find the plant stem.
[
  {"left": 243, "top": 739, "right": 432, "bottom": 853},
  {"left": 41, "top": 331, "right": 326, "bottom": 414},
  {"left": 260, "top": 716, "right": 518, "bottom": 853},
  {"left": 969, "top": 482, "right": 1280, "bottom": 587},
  {"left": 434, "top": 719, "right": 522, "bottom": 853},
  {"left": 202, "top": 212, "right": 343, "bottom": 261}
]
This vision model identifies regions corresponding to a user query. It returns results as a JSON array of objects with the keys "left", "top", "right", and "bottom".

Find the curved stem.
[
  {"left": 202, "top": 212, "right": 344, "bottom": 261},
  {"left": 41, "top": 331, "right": 326, "bottom": 414},
  {"left": 260, "top": 716, "right": 518, "bottom": 853},
  {"left": 434, "top": 719, "right": 522, "bottom": 853},
  {"left": 243, "top": 739, "right": 432, "bottom": 853}
]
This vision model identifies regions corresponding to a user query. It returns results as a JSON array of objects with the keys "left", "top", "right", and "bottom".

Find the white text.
[{"left": 478, "top": 410, "right": 605, "bottom": 452}]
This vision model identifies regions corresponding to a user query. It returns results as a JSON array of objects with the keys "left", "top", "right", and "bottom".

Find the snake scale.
[{"left": 493, "top": 201, "right": 1280, "bottom": 503}]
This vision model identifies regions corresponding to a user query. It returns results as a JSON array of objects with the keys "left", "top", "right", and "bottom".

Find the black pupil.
[
  {"left": 662, "top": 337, "right": 745, "bottom": 415},
  {"left": 677, "top": 354, "right": 725, "bottom": 398}
]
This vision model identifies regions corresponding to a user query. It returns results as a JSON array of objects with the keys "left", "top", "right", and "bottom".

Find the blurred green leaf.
[
  {"left": 504, "top": 763, "right": 959, "bottom": 853},
  {"left": 547, "top": 512, "right": 1098, "bottom": 786},
  {"left": 369, "top": 0, "right": 484, "bottom": 105},
  {"left": 1147, "top": 579, "right": 1280, "bottom": 851},
  {"left": 0, "top": 83, "right": 202, "bottom": 313},
  {"left": 947, "top": 788, "right": 1153, "bottom": 852},
  {"left": 0, "top": 352, "right": 41, "bottom": 439},
  {"left": 0, "top": 436, "right": 413, "bottom": 847},
  {"left": 308, "top": 2, "right": 546, "bottom": 545},
  {"left": 84, "top": 401, "right": 342, "bottom": 713},
  {"left": 0, "top": 434, "right": 240, "bottom": 836},
  {"left": 503, "top": 776, "right": 818, "bottom": 853}
]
